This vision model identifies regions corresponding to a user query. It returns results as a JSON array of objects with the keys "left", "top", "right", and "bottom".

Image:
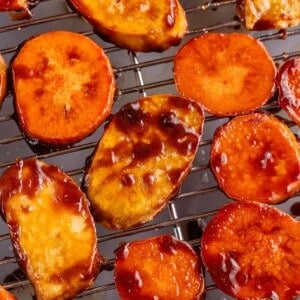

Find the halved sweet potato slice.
[
  {"left": 174, "top": 33, "right": 276, "bottom": 116},
  {"left": 67, "top": 0, "right": 187, "bottom": 52},
  {"left": 0, "top": 286, "right": 16, "bottom": 300},
  {"left": 0, "top": 158, "right": 100, "bottom": 300},
  {"left": 201, "top": 201, "right": 300, "bottom": 299},
  {"left": 210, "top": 112, "right": 300, "bottom": 204},
  {"left": 115, "top": 234, "right": 204, "bottom": 300},
  {"left": 236, "top": 0, "right": 300, "bottom": 30},
  {"left": 0, "top": 54, "right": 7, "bottom": 107},
  {"left": 276, "top": 57, "right": 300, "bottom": 125},
  {"left": 85, "top": 94, "right": 204, "bottom": 230},
  {"left": 12, "top": 31, "right": 115, "bottom": 147}
]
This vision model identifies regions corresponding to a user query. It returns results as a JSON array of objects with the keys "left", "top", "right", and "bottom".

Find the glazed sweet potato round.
[
  {"left": 174, "top": 33, "right": 276, "bottom": 116},
  {"left": 201, "top": 201, "right": 300, "bottom": 299},
  {"left": 276, "top": 57, "right": 300, "bottom": 125},
  {"left": 210, "top": 112, "right": 300, "bottom": 204},
  {"left": 0, "top": 53, "right": 7, "bottom": 107},
  {"left": 12, "top": 31, "right": 115, "bottom": 147},
  {"left": 115, "top": 234, "right": 204, "bottom": 300},
  {"left": 68, "top": 0, "right": 187, "bottom": 52}
]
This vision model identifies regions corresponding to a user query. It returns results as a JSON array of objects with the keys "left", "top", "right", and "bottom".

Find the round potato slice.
[
  {"left": 174, "top": 33, "right": 276, "bottom": 116},
  {"left": 0, "top": 158, "right": 100, "bottom": 300},
  {"left": 12, "top": 31, "right": 115, "bottom": 147},
  {"left": 85, "top": 94, "right": 204, "bottom": 230},
  {"left": 210, "top": 112, "right": 300, "bottom": 204},
  {"left": 115, "top": 234, "right": 204, "bottom": 300},
  {"left": 0, "top": 53, "right": 7, "bottom": 107},
  {"left": 276, "top": 57, "right": 300, "bottom": 125},
  {"left": 67, "top": 0, "right": 187, "bottom": 52},
  {"left": 201, "top": 201, "right": 300, "bottom": 299}
]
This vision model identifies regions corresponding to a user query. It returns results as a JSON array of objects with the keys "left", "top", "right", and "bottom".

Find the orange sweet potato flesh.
[
  {"left": 276, "top": 57, "right": 300, "bottom": 125},
  {"left": 115, "top": 234, "right": 204, "bottom": 300},
  {"left": 201, "top": 201, "right": 300, "bottom": 300},
  {"left": 210, "top": 112, "right": 300, "bottom": 204},
  {"left": 67, "top": 0, "right": 187, "bottom": 52},
  {"left": 0, "top": 54, "right": 7, "bottom": 107},
  {"left": 0, "top": 158, "right": 100, "bottom": 300},
  {"left": 174, "top": 33, "right": 276, "bottom": 116},
  {"left": 86, "top": 94, "right": 204, "bottom": 230},
  {"left": 12, "top": 31, "right": 115, "bottom": 147},
  {"left": 0, "top": 286, "right": 16, "bottom": 300}
]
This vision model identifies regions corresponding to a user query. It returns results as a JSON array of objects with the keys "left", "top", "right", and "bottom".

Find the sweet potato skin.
[
  {"left": 67, "top": 0, "right": 187, "bottom": 52},
  {"left": 0, "top": 54, "right": 7, "bottom": 107},
  {"left": 210, "top": 112, "right": 300, "bottom": 204},
  {"left": 201, "top": 201, "right": 300, "bottom": 300},
  {"left": 86, "top": 94, "right": 204, "bottom": 230},
  {"left": 0, "top": 158, "right": 100, "bottom": 300},
  {"left": 174, "top": 33, "right": 276, "bottom": 116},
  {"left": 276, "top": 58, "right": 300, "bottom": 125},
  {"left": 12, "top": 31, "right": 115, "bottom": 147},
  {"left": 115, "top": 234, "right": 204, "bottom": 300}
]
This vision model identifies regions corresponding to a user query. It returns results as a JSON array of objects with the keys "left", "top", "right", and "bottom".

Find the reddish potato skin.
[
  {"left": 0, "top": 54, "right": 7, "bottom": 107},
  {"left": 115, "top": 234, "right": 204, "bottom": 300},
  {"left": 201, "top": 201, "right": 300, "bottom": 300},
  {"left": 276, "top": 58, "right": 300, "bottom": 125}
]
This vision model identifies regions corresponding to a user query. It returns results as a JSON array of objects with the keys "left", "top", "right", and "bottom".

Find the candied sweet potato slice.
[
  {"left": 201, "top": 201, "right": 300, "bottom": 299},
  {"left": 236, "top": 0, "right": 300, "bottom": 30},
  {"left": 276, "top": 57, "right": 300, "bottom": 125},
  {"left": 210, "top": 112, "right": 300, "bottom": 204},
  {"left": 85, "top": 94, "right": 204, "bottom": 230},
  {"left": 67, "top": 0, "right": 187, "bottom": 52},
  {"left": 12, "top": 31, "right": 115, "bottom": 147},
  {"left": 0, "top": 286, "right": 16, "bottom": 300},
  {"left": 0, "top": 158, "right": 100, "bottom": 300},
  {"left": 174, "top": 33, "right": 276, "bottom": 116},
  {"left": 0, "top": 54, "right": 7, "bottom": 107},
  {"left": 115, "top": 234, "right": 204, "bottom": 300}
]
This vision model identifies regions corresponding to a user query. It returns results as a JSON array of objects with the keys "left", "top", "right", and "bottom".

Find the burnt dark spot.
[
  {"left": 253, "top": 19, "right": 275, "bottom": 30},
  {"left": 35, "top": 88, "right": 45, "bottom": 98},
  {"left": 290, "top": 202, "right": 300, "bottom": 216},
  {"left": 121, "top": 173, "right": 135, "bottom": 187},
  {"left": 13, "top": 64, "right": 35, "bottom": 80},
  {"left": 167, "top": 168, "right": 183, "bottom": 185},
  {"left": 67, "top": 47, "right": 82, "bottom": 63},
  {"left": 133, "top": 139, "right": 164, "bottom": 162}
]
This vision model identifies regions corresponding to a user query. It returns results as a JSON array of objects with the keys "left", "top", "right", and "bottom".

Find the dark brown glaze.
[
  {"left": 253, "top": 19, "right": 275, "bottom": 30},
  {"left": 201, "top": 201, "right": 300, "bottom": 299}
]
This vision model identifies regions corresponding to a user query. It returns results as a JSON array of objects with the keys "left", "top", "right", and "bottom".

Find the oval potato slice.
[
  {"left": 174, "top": 33, "right": 276, "bottom": 116},
  {"left": 210, "top": 112, "right": 300, "bottom": 204},
  {"left": 67, "top": 0, "right": 187, "bottom": 52},
  {"left": 201, "top": 201, "right": 300, "bottom": 299},
  {"left": 0, "top": 158, "right": 100, "bottom": 300},
  {"left": 115, "top": 234, "right": 205, "bottom": 299},
  {"left": 0, "top": 53, "right": 7, "bottom": 107},
  {"left": 85, "top": 94, "right": 204, "bottom": 230},
  {"left": 12, "top": 31, "right": 115, "bottom": 147}
]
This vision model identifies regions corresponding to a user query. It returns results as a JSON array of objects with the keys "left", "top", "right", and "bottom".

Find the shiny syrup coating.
[
  {"left": 114, "top": 234, "right": 204, "bottom": 300},
  {"left": 276, "top": 57, "right": 300, "bottom": 125},
  {"left": 201, "top": 201, "right": 300, "bottom": 300}
]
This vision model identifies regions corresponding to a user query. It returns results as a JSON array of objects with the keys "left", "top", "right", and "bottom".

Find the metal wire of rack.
[{"left": 0, "top": 0, "right": 299, "bottom": 299}]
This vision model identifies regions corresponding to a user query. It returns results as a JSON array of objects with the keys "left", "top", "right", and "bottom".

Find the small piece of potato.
[
  {"left": 276, "top": 57, "right": 300, "bottom": 125},
  {"left": 0, "top": 286, "right": 16, "bottom": 300},
  {"left": 67, "top": 0, "right": 187, "bottom": 52},
  {"left": 174, "top": 33, "right": 276, "bottom": 116},
  {"left": 12, "top": 31, "right": 115, "bottom": 147},
  {"left": 115, "top": 234, "right": 204, "bottom": 300},
  {"left": 0, "top": 0, "right": 27, "bottom": 11},
  {"left": 0, "top": 158, "right": 100, "bottom": 300},
  {"left": 0, "top": 53, "right": 7, "bottom": 107},
  {"left": 236, "top": 0, "right": 300, "bottom": 30},
  {"left": 86, "top": 94, "right": 204, "bottom": 230},
  {"left": 201, "top": 201, "right": 300, "bottom": 299},
  {"left": 210, "top": 112, "right": 300, "bottom": 204}
]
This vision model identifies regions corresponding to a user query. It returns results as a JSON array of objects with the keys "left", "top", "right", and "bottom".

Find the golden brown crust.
[
  {"left": 115, "top": 234, "right": 205, "bottom": 299},
  {"left": 201, "top": 201, "right": 300, "bottom": 299},
  {"left": 86, "top": 94, "right": 204, "bottom": 230},
  {"left": 12, "top": 31, "right": 115, "bottom": 147},
  {"left": 237, "top": 0, "right": 300, "bottom": 30},
  {"left": 210, "top": 113, "right": 300, "bottom": 204},
  {"left": 0, "top": 158, "right": 100, "bottom": 300},
  {"left": 174, "top": 33, "right": 276, "bottom": 116},
  {"left": 67, "top": 0, "right": 187, "bottom": 52},
  {"left": 0, "top": 54, "right": 7, "bottom": 107}
]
